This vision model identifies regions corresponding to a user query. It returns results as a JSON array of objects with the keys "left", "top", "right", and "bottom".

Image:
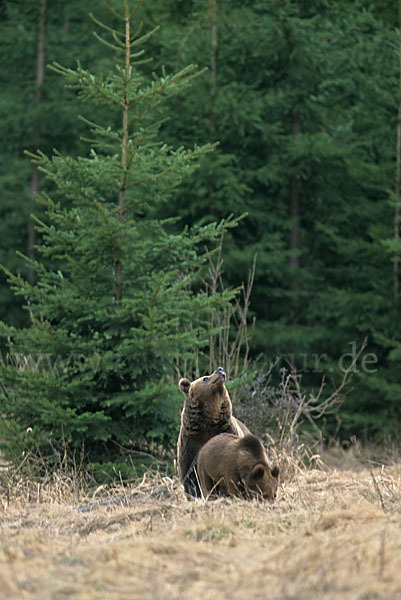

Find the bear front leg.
[
  {"left": 226, "top": 478, "right": 241, "bottom": 497},
  {"left": 178, "top": 438, "right": 202, "bottom": 499},
  {"left": 198, "top": 469, "right": 216, "bottom": 499}
]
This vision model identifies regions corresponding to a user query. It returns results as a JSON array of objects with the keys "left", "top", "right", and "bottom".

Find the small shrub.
[{"left": 233, "top": 362, "right": 349, "bottom": 477}]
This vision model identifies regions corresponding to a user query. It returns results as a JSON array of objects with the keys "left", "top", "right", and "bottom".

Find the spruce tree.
[{"left": 0, "top": 0, "right": 234, "bottom": 479}]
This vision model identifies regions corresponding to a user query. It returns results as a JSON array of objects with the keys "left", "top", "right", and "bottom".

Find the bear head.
[
  {"left": 178, "top": 366, "right": 230, "bottom": 422},
  {"left": 244, "top": 462, "right": 280, "bottom": 501},
  {"left": 179, "top": 365, "right": 227, "bottom": 395}
]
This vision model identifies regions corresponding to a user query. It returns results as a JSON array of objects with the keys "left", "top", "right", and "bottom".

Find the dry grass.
[{"left": 1, "top": 455, "right": 401, "bottom": 599}]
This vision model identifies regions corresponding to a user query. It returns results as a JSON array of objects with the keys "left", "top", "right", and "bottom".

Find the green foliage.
[
  {"left": 0, "top": 0, "right": 237, "bottom": 478},
  {"left": 1, "top": 0, "right": 401, "bottom": 447},
  {"left": 0, "top": 0, "right": 115, "bottom": 328},
  {"left": 148, "top": 0, "right": 401, "bottom": 439}
]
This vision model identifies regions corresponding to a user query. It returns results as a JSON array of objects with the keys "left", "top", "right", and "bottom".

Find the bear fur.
[
  {"left": 197, "top": 432, "right": 279, "bottom": 501},
  {"left": 177, "top": 366, "right": 250, "bottom": 498}
]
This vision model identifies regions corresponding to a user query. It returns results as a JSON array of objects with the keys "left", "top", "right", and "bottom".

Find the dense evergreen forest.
[{"left": 0, "top": 0, "right": 400, "bottom": 477}]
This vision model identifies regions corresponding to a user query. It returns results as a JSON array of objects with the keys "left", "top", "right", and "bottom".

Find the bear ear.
[
  {"left": 252, "top": 464, "right": 265, "bottom": 480},
  {"left": 179, "top": 378, "right": 191, "bottom": 394},
  {"left": 271, "top": 465, "right": 280, "bottom": 479}
]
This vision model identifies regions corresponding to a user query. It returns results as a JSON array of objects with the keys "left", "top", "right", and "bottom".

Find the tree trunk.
[
  {"left": 289, "top": 106, "right": 301, "bottom": 293},
  {"left": 206, "top": 0, "right": 218, "bottom": 208},
  {"left": 287, "top": 2, "right": 301, "bottom": 303},
  {"left": 63, "top": 1, "right": 70, "bottom": 39},
  {"left": 394, "top": 0, "right": 401, "bottom": 303},
  {"left": 209, "top": 0, "right": 217, "bottom": 140},
  {"left": 28, "top": 0, "right": 47, "bottom": 284},
  {"left": 114, "top": 0, "right": 131, "bottom": 305},
  {"left": 395, "top": 102, "right": 400, "bottom": 302}
]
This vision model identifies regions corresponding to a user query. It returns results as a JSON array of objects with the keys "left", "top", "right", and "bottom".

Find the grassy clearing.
[{"left": 1, "top": 451, "right": 401, "bottom": 599}]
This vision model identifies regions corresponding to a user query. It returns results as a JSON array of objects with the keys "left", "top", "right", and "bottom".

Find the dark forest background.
[{"left": 1, "top": 0, "right": 401, "bottom": 478}]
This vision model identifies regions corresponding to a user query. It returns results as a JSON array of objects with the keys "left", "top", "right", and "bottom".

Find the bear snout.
[
  {"left": 262, "top": 490, "right": 276, "bottom": 502},
  {"left": 215, "top": 366, "right": 226, "bottom": 380}
]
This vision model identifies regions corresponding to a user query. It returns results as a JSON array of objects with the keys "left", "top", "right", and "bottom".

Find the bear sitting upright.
[
  {"left": 177, "top": 366, "right": 249, "bottom": 498},
  {"left": 197, "top": 432, "right": 279, "bottom": 501}
]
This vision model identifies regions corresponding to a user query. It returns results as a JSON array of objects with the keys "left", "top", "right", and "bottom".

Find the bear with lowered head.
[
  {"left": 177, "top": 366, "right": 249, "bottom": 498},
  {"left": 197, "top": 432, "right": 280, "bottom": 501}
]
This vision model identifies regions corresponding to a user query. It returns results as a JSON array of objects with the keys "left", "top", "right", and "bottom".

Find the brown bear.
[
  {"left": 177, "top": 366, "right": 250, "bottom": 498},
  {"left": 197, "top": 432, "right": 279, "bottom": 501}
]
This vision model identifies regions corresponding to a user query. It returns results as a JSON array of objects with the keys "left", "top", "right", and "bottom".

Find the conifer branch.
[
  {"left": 129, "top": 51, "right": 148, "bottom": 62},
  {"left": 89, "top": 13, "right": 121, "bottom": 35},
  {"left": 50, "top": 62, "right": 122, "bottom": 107},
  {"left": 112, "top": 31, "right": 126, "bottom": 48},
  {"left": 49, "top": 151, "right": 112, "bottom": 209},
  {"left": 130, "top": 26, "right": 159, "bottom": 48},
  {"left": 101, "top": 0, "right": 125, "bottom": 21},
  {"left": 93, "top": 31, "right": 123, "bottom": 53},
  {"left": 132, "top": 21, "right": 144, "bottom": 41},
  {"left": 129, "top": 0, "right": 143, "bottom": 21}
]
